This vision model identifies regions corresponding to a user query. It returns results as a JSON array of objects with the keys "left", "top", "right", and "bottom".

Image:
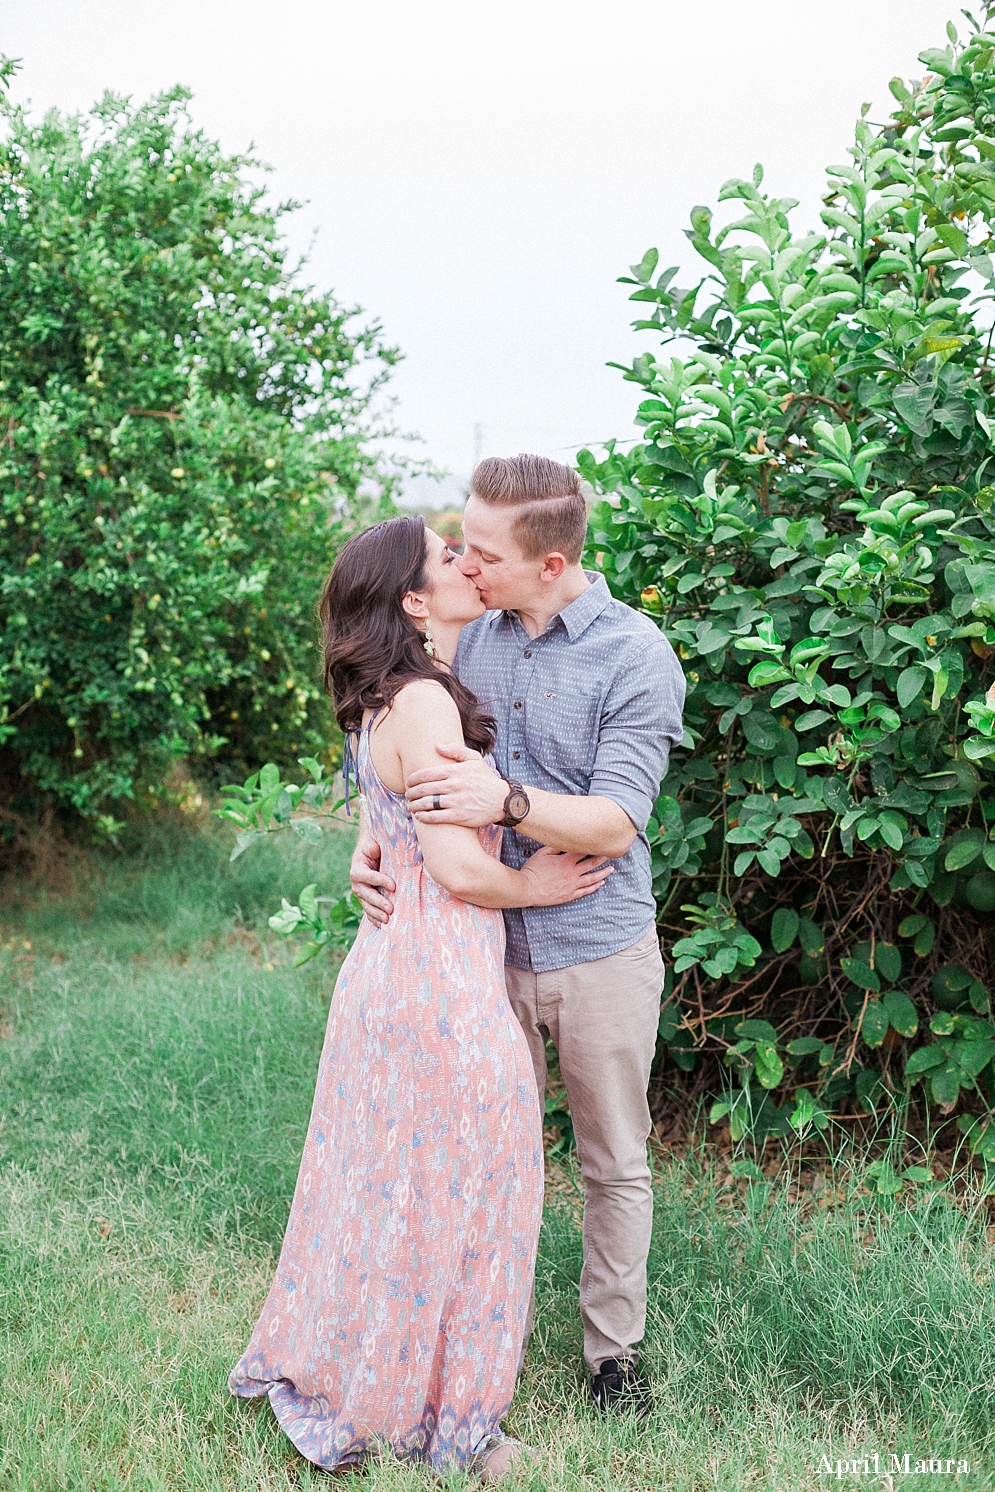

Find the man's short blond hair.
[{"left": 469, "top": 454, "right": 588, "bottom": 565}]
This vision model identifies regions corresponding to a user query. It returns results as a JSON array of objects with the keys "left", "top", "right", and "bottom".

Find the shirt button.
[
  {"left": 513, "top": 751, "right": 520, "bottom": 760},
  {"left": 514, "top": 701, "right": 522, "bottom": 708},
  {"left": 523, "top": 649, "right": 532, "bottom": 658}
]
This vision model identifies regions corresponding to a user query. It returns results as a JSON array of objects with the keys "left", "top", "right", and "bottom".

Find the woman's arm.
[{"left": 374, "top": 683, "right": 612, "bottom": 910}]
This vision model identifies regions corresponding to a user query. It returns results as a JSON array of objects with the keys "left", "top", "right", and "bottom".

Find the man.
[{"left": 350, "top": 454, "right": 685, "bottom": 1413}]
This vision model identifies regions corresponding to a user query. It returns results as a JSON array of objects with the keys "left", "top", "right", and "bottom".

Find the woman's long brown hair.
[{"left": 318, "top": 515, "right": 496, "bottom": 754}]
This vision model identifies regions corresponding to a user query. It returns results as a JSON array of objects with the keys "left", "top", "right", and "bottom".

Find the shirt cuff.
[{"left": 588, "top": 777, "right": 655, "bottom": 835}]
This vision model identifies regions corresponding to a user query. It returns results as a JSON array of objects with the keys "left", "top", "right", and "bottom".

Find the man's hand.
[
  {"left": 406, "top": 743, "right": 508, "bottom": 827},
  {"left": 350, "top": 823, "right": 395, "bottom": 925},
  {"left": 521, "top": 845, "right": 614, "bottom": 906}
]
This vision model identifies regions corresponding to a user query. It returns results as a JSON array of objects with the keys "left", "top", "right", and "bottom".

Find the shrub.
[
  {"left": 0, "top": 61, "right": 398, "bottom": 831},
  {"left": 580, "top": 15, "right": 995, "bottom": 1149}
]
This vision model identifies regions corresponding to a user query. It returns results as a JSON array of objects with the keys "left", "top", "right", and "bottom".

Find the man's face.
[{"left": 458, "top": 494, "right": 544, "bottom": 611}]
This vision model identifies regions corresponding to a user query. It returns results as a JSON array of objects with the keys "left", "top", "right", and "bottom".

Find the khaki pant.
[{"left": 504, "top": 924, "right": 665, "bottom": 1374}]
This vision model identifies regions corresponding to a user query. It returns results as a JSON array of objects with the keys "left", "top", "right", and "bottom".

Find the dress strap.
[
  {"left": 341, "top": 728, "right": 360, "bottom": 816},
  {"left": 342, "top": 708, "right": 384, "bottom": 814}
]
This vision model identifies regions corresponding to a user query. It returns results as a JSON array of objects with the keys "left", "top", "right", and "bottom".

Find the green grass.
[{"left": 2, "top": 822, "right": 995, "bottom": 1490}]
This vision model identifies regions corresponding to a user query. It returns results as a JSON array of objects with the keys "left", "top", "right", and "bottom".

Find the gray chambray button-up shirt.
[{"left": 454, "top": 573, "right": 686, "bottom": 973}]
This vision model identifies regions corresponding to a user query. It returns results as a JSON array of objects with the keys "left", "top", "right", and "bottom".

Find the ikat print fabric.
[{"left": 229, "top": 722, "right": 543, "bottom": 1472}]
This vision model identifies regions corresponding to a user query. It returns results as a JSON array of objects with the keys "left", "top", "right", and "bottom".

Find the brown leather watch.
[{"left": 498, "top": 778, "right": 531, "bottom": 828}]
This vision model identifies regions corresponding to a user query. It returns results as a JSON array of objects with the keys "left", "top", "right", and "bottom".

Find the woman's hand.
[{"left": 520, "top": 845, "right": 614, "bottom": 907}]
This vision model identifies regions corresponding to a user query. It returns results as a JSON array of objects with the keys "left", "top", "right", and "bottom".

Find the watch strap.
[{"left": 498, "top": 778, "right": 530, "bottom": 828}]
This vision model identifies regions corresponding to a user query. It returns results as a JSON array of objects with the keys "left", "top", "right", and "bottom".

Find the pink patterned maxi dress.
[{"left": 229, "top": 721, "right": 544, "bottom": 1472}]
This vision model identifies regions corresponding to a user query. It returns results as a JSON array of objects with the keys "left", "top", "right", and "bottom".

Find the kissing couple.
[{"left": 229, "top": 454, "right": 686, "bottom": 1478}]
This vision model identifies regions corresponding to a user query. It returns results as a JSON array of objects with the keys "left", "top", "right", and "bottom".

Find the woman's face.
[{"left": 419, "top": 526, "right": 486, "bottom": 625}]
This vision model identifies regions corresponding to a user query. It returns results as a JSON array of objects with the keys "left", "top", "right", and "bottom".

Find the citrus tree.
[
  {"left": 580, "top": 14, "right": 995, "bottom": 1155},
  {"left": 0, "top": 61, "right": 398, "bottom": 832}
]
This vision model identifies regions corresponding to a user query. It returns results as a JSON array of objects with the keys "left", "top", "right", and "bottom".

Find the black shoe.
[{"left": 589, "top": 1357, "right": 653, "bottom": 1417}]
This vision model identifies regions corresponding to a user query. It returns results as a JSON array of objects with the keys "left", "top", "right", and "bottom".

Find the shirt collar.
[
  {"left": 496, "top": 571, "right": 612, "bottom": 643},
  {"left": 557, "top": 571, "right": 613, "bottom": 641}
]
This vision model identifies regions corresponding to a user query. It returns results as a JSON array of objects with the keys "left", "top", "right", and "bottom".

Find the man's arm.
[
  {"left": 406, "top": 745, "right": 636, "bottom": 856},
  {"left": 406, "top": 633, "right": 686, "bottom": 854},
  {"left": 349, "top": 802, "right": 395, "bottom": 925}
]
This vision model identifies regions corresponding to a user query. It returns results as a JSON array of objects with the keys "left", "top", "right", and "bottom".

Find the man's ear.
[
  {"left": 539, "top": 552, "right": 567, "bottom": 582},
  {"left": 401, "top": 590, "right": 430, "bottom": 621}
]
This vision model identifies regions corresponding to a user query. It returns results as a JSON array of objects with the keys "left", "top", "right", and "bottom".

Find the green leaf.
[
  {"left": 754, "top": 1042, "right": 784, "bottom": 1088},
  {"left": 860, "top": 1000, "right": 889, "bottom": 1048},
  {"left": 874, "top": 942, "right": 902, "bottom": 984},
  {"left": 749, "top": 657, "right": 792, "bottom": 688},
  {"left": 878, "top": 818, "right": 905, "bottom": 851},
  {"left": 741, "top": 712, "right": 783, "bottom": 754},
  {"left": 916, "top": 922, "right": 936, "bottom": 956},
  {"left": 230, "top": 829, "right": 264, "bottom": 862},
  {"left": 798, "top": 918, "right": 824, "bottom": 955},
  {"left": 268, "top": 897, "right": 304, "bottom": 935},
  {"left": 291, "top": 939, "right": 327, "bottom": 967},
  {"left": 933, "top": 962, "right": 974, "bottom": 1003},
  {"left": 954, "top": 1038, "right": 995, "bottom": 1078},
  {"left": 903, "top": 1166, "right": 933, "bottom": 1184},
  {"left": 883, "top": 989, "right": 919, "bottom": 1038},
  {"left": 893, "top": 384, "right": 936, "bottom": 437},
  {"left": 259, "top": 762, "right": 281, "bottom": 792},
  {"left": 865, "top": 1159, "right": 903, "bottom": 1195},
  {"left": 729, "top": 1159, "right": 764, "bottom": 1180},
  {"left": 944, "top": 829, "right": 985, "bottom": 872},
  {"left": 771, "top": 907, "right": 800, "bottom": 952},
  {"left": 969, "top": 981, "right": 992, "bottom": 1015},
  {"left": 773, "top": 755, "right": 797, "bottom": 789},
  {"left": 905, "top": 1045, "right": 946, "bottom": 1076},
  {"left": 841, "top": 956, "right": 880, "bottom": 992},
  {"left": 823, "top": 777, "right": 852, "bottom": 815},
  {"left": 255, "top": 788, "right": 284, "bottom": 827},
  {"left": 631, "top": 246, "right": 660, "bottom": 284},
  {"left": 960, "top": 1118, "right": 995, "bottom": 1162},
  {"left": 930, "top": 1063, "right": 962, "bottom": 1107},
  {"left": 217, "top": 805, "right": 250, "bottom": 827},
  {"left": 736, "top": 1019, "right": 780, "bottom": 1042},
  {"left": 787, "top": 1037, "right": 825, "bottom": 1055},
  {"left": 794, "top": 709, "right": 832, "bottom": 731},
  {"left": 291, "top": 818, "right": 324, "bottom": 845},
  {"left": 270, "top": 788, "right": 292, "bottom": 824},
  {"left": 935, "top": 221, "right": 968, "bottom": 257}
]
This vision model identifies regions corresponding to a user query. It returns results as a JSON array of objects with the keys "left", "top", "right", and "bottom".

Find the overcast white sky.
[{"left": 1, "top": 0, "right": 958, "bottom": 493}]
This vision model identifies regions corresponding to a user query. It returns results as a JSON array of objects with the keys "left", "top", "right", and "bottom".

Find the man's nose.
[{"left": 457, "top": 552, "right": 478, "bottom": 576}]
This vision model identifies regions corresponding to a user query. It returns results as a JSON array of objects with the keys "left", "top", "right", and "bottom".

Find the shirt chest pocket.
[{"left": 523, "top": 685, "right": 602, "bottom": 779}]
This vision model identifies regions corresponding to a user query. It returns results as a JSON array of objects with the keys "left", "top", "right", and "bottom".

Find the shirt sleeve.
[{"left": 588, "top": 632, "right": 686, "bottom": 832}]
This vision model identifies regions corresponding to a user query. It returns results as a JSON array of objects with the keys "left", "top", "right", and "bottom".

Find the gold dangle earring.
[{"left": 423, "top": 622, "right": 436, "bottom": 658}]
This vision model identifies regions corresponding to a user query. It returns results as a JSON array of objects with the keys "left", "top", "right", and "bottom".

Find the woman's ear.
[{"left": 401, "top": 590, "right": 430, "bottom": 622}]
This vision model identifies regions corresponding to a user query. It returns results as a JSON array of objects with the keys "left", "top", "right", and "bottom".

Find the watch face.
[{"left": 507, "top": 790, "right": 529, "bottom": 820}]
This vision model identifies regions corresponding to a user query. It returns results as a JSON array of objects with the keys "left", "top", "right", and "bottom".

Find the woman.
[{"left": 229, "top": 517, "right": 612, "bottom": 1479}]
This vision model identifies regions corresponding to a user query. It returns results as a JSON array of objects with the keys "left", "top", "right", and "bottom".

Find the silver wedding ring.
[{"left": 433, "top": 794, "right": 442, "bottom": 812}]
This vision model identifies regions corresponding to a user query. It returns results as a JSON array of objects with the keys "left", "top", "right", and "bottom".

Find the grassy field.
[{"left": 2, "top": 821, "right": 995, "bottom": 1490}]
